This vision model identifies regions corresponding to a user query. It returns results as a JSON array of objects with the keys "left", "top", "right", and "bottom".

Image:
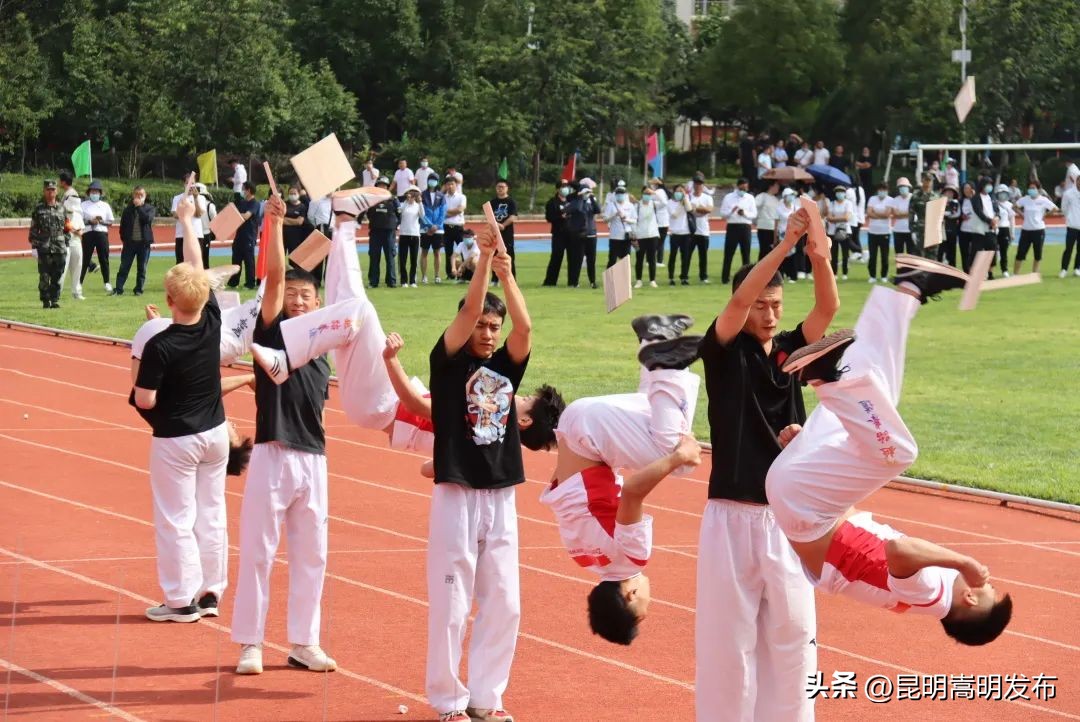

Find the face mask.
[
  {"left": 997, "top": 193, "right": 1009, "bottom": 201},
  {"left": 835, "top": 192, "right": 846, "bottom": 201},
  {"left": 784, "top": 196, "right": 794, "bottom": 205},
  {"left": 1027, "top": 188, "right": 1038, "bottom": 198},
  {"left": 673, "top": 192, "right": 684, "bottom": 201},
  {"left": 736, "top": 189, "right": 746, "bottom": 197},
  {"left": 899, "top": 187, "right": 910, "bottom": 196},
  {"left": 877, "top": 191, "right": 887, "bottom": 199},
  {"left": 427, "top": 179, "right": 438, "bottom": 189},
  {"left": 983, "top": 185, "right": 993, "bottom": 195},
  {"left": 288, "top": 193, "right": 299, "bottom": 202},
  {"left": 464, "top": 238, "right": 475, "bottom": 247},
  {"left": 89, "top": 193, "right": 100, "bottom": 202},
  {"left": 559, "top": 187, "right": 570, "bottom": 197},
  {"left": 420, "top": 161, "right": 429, "bottom": 168},
  {"left": 615, "top": 192, "right": 626, "bottom": 200}
]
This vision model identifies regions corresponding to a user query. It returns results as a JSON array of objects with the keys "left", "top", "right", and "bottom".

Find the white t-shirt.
[
  {"left": 826, "top": 198, "right": 855, "bottom": 235},
  {"left": 889, "top": 195, "right": 911, "bottom": 233},
  {"left": 604, "top": 198, "right": 637, "bottom": 240},
  {"left": 399, "top": 200, "right": 422, "bottom": 236},
  {"left": 393, "top": 168, "right": 415, "bottom": 195},
  {"left": 777, "top": 199, "right": 796, "bottom": 237},
  {"left": 361, "top": 167, "right": 380, "bottom": 187},
  {"left": 1062, "top": 186, "right": 1080, "bottom": 229},
  {"left": 667, "top": 197, "right": 690, "bottom": 235},
  {"left": 414, "top": 166, "right": 437, "bottom": 189},
  {"left": 652, "top": 187, "right": 670, "bottom": 227},
  {"left": 689, "top": 191, "right": 714, "bottom": 236},
  {"left": 774, "top": 147, "right": 788, "bottom": 168},
  {"left": 795, "top": 148, "right": 812, "bottom": 167},
  {"left": 813, "top": 147, "right": 830, "bottom": 166},
  {"left": 757, "top": 152, "right": 773, "bottom": 178},
  {"left": 635, "top": 197, "right": 659, "bottom": 239},
  {"left": 961, "top": 198, "right": 988, "bottom": 235},
  {"left": 997, "top": 200, "right": 1014, "bottom": 229},
  {"left": 80, "top": 199, "right": 115, "bottom": 233},
  {"left": 720, "top": 190, "right": 757, "bottom": 225},
  {"left": 944, "top": 167, "right": 959, "bottom": 188},
  {"left": 754, "top": 192, "right": 780, "bottom": 231},
  {"left": 444, "top": 191, "right": 467, "bottom": 227},
  {"left": 229, "top": 164, "right": 247, "bottom": 194},
  {"left": 1015, "top": 195, "right": 1057, "bottom": 231},
  {"left": 866, "top": 196, "right": 893, "bottom": 235},
  {"left": 171, "top": 193, "right": 207, "bottom": 238},
  {"left": 453, "top": 240, "right": 480, "bottom": 266},
  {"left": 809, "top": 513, "right": 958, "bottom": 620},
  {"left": 539, "top": 467, "right": 652, "bottom": 582}
]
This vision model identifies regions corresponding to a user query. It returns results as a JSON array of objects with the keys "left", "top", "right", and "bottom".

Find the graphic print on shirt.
[
  {"left": 464, "top": 366, "right": 514, "bottom": 446},
  {"left": 493, "top": 202, "right": 511, "bottom": 223}
]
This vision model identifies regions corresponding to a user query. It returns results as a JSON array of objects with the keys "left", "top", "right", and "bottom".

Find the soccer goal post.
[{"left": 885, "top": 142, "right": 1080, "bottom": 186}]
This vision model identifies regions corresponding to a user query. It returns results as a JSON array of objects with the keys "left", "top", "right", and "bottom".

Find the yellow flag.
[{"left": 197, "top": 149, "right": 218, "bottom": 186}]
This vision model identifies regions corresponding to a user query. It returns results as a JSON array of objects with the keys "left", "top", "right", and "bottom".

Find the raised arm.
[
  {"left": 259, "top": 195, "right": 287, "bottom": 326},
  {"left": 176, "top": 193, "right": 204, "bottom": 272},
  {"left": 383, "top": 332, "right": 432, "bottom": 420},
  {"left": 615, "top": 435, "right": 702, "bottom": 525},
  {"left": 712, "top": 208, "right": 810, "bottom": 345},
  {"left": 800, "top": 207, "right": 840, "bottom": 343},
  {"left": 493, "top": 251, "right": 531, "bottom": 363},
  {"left": 886, "top": 536, "right": 990, "bottom": 587},
  {"left": 442, "top": 226, "right": 496, "bottom": 355}
]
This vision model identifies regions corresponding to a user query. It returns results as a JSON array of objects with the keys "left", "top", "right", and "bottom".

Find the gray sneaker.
[
  {"left": 631, "top": 314, "right": 694, "bottom": 342},
  {"left": 145, "top": 603, "right": 200, "bottom": 623}
]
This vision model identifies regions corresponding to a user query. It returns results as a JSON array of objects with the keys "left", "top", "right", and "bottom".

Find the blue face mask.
[
  {"left": 89, "top": 193, "right": 101, "bottom": 202},
  {"left": 673, "top": 191, "right": 684, "bottom": 201},
  {"left": 427, "top": 179, "right": 438, "bottom": 189},
  {"left": 877, "top": 191, "right": 888, "bottom": 199},
  {"left": 559, "top": 187, "right": 570, "bottom": 197},
  {"left": 984, "top": 185, "right": 993, "bottom": 195},
  {"left": 615, "top": 192, "right": 627, "bottom": 200},
  {"left": 736, "top": 188, "right": 746, "bottom": 197},
  {"left": 835, "top": 192, "right": 846, "bottom": 201},
  {"left": 464, "top": 238, "right": 475, "bottom": 247},
  {"left": 1027, "top": 188, "right": 1038, "bottom": 198}
]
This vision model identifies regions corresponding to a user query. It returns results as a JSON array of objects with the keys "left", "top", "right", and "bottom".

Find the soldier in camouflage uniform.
[
  {"left": 908, "top": 172, "right": 941, "bottom": 258},
  {"left": 29, "top": 179, "right": 68, "bottom": 309}
]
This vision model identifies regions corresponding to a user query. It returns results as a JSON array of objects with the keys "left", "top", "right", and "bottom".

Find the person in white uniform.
[
  {"left": 767, "top": 256, "right": 1012, "bottom": 646},
  {"left": 1013, "top": 180, "right": 1058, "bottom": 276},
  {"left": 58, "top": 172, "right": 85, "bottom": 300},
  {"left": 542, "top": 314, "right": 703, "bottom": 645}
]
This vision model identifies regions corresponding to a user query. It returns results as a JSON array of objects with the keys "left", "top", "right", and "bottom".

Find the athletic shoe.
[
  {"left": 88, "top": 261, "right": 98, "bottom": 273},
  {"left": 631, "top": 314, "right": 694, "bottom": 342},
  {"left": 195, "top": 592, "right": 218, "bottom": 618},
  {"left": 781, "top": 329, "right": 856, "bottom": 383},
  {"left": 787, "top": 278, "right": 795, "bottom": 284},
  {"left": 591, "top": 282, "right": 598, "bottom": 289},
  {"left": 110, "top": 289, "right": 123, "bottom": 296},
  {"left": 330, "top": 187, "right": 392, "bottom": 218},
  {"left": 439, "top": 713, "right": 470, "bottom": 722},
  {"left": 49, "top": 301, "right": 60, "bottom": 309},
  {"left": 145, "top": 603, "right": 200, "bottom": 623},
  {"left": 649, "top": 280, "right": 658, "bottom": 288},
  {"left": 104, "top": 282, "right": 113, "bottom": 293},
  {"left": 669, "top": 279, "right": 676, "bottom": 286},
  {"left": 656, "top": 261, "right": 665, "bottom": 267},
  {"left": 251, "top": 343, "right": 290, "bottom": 385},
  {"left": 841, "top": 274, "right": 848, "bottom": 281},
  {"left": 287, "top": 644, "right": 337, "bottom": 672},
  {"left": 466, "top": 708, "right": 514, "bottom": 722},
  {"left": 868, "top": 277, "right": 877, "bottom": 284},
  {"left": 1074, "top": 269, "right": 1080, "bottom": 277},
  {"left": 434, "top": 276, "right": 442, "bottom": 284},
  {"left": 637, "top": 335, "right": 703, "bottom": 371},
  {"left": 411, "top": 283, "right": 418, "bottom": 288},
  {"left": 134, "top": 290, "right": 143, "bottom": 296},
  {"left": 797, "top": 272, "right": 806, "bottom": 280},
  {"left": 236, "top": 644, "right": 263, "bottom": 675},
  {"left": 205, "top": 265, "right": 241, "bottom": 291},
  {"left": 893, "top": 255, "right": 969, "bottom": 304},
  {"left": 422, "top": 276, "right": 428, "bottom": 284},
  {"left": 1002, "top": 271, "right": 1011, "bottom": 278},
  {"left": 701, "top": 278, "right": 711, "bottom": 284},
  {"left": 1060, "top": 270, "right": 1068, "bottom": 279},
  {"left": 634, "top": 280, "right": 643, "bottom": 289},
  {"left": 42, "top": 301, "right": 50, "bottom": 309},
  {"left": 73, "top": 291, "right": 85, "bottom": 300},
  {"left": 680, "top": 279, "right": 689, "bottom": 286}
]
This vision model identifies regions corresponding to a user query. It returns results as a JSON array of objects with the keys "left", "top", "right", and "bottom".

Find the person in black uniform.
[
  {"left": 362, "top": 176, "right": 400, "bottom": 288},
  {"left": 543, "top": 180, "right": 572, "bottom": 286}
]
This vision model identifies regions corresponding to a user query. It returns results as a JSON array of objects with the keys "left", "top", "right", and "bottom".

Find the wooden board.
[
  {"left": 209, "top": 202, "right": 243, "bottom": 241},
  {"left": 289, "top": 230, "right": 331, "bottom": 271},
  {"left": 602, "top": 255, "right": 633, "bottom": 313},
  {"left": 289, "top": 133, "right": 354, "bottom": 200}
]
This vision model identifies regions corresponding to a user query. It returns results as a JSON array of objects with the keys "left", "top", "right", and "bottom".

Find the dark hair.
[
  {"left": 877, "top": 183, "right": 889, "bottom": 192},
  {"left": 457, "top": 291, "right": 506, "bottom": 318},
  {"left": 1028, "top": 180, "right": 1041, "bottom": 189},
  {"left": 941, "top": 594, "right": 1013, "bottom": 646},
  {"left": 732, "top": 263, "right": 783, "bottom": 293},
  {"left": 587, "top": 581, "right": 639, "bottom": 645},
  {"left": 229, "top": 158, "right": 239, "bottom": 164},
  {"left": 59, "top": 171, "right": 73, "bottom": 185},
  {"left": 496, "top": 178, "right": 509, "bottom": 186},
  {"left": 736, "top": 177, "right": 749, "bottom": 186},
  {"left": 242, "top": 181, "right": 256, "bottom": 194},
  {"left": 132, "top": 185, "right": 146, "bottom": 194},
  {"left": 226, "top": 437, "right": 254, "bottom": 476},
  {"left": 285, "top": 267, "right": 319, "bottom": 289},
  {"left": 518, "top": 384, "right": 565, "bottom": 451}
]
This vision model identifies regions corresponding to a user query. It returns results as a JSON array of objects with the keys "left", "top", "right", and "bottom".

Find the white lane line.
[{"left": 0, "top": 657, "right": 145, "bottom": 722}]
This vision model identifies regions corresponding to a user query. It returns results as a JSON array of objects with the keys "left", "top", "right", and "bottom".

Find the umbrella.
[
  {"left": 806, "top": 164, "right": 852, "bottom": 186},
  {"left": 763, "top": 166, "right": 814, "bottom": 182}
]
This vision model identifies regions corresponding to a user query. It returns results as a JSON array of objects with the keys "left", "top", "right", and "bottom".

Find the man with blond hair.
[{"left": 131, "top": 191, "right": 231, "bottom": 624}]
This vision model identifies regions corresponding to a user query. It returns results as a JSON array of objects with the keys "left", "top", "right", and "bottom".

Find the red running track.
[{"left": 0, "top": 325, "right": 1077, "bottom": 721}]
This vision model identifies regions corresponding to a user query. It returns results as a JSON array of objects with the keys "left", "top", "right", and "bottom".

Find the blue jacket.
[{"left": 421, "top": 190, "right": 446, "bottom": 233}]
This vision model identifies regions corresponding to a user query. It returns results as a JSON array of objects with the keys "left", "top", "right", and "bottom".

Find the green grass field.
[{"left": 2, "top": 251, "right": 1078, "bottom": 504}]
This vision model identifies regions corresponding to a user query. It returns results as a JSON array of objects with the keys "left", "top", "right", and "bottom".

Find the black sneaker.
[
  {"left": 196, "top": 592, "right": 219, "bottom": 618},
  {"left": 110, "top": 289, "right": 123, "bottom": 296},
  {"left": 42, "top": 301, "right": 50, "bottom": 309},
  {"left": 781, "top": 329, "right": 855, "bottom": 383},
  {"left": 88, "top": 261, "right": 98, "bottom": 273},
  {"left": 631, "top": 314, "right": 694, "bottom": 343},
  {"left": 145, "top": 603, "right": 200, "bottom": 623},
  {"left": 591, "top": 282, "right": 597, "bottom": 289},
  {"left": 893, "top": 255, "right": 969, "bottom": 305},
  {"left": 681, "top": 279, "right": 690, "bottom": 286},
  {"left": 638, "top": 335, "right": 703, "bottom": 371},
  {"left": 669, "top": 279, "right": 676, "bottom": 286},
  {"left": 134, "top": 290, "right": 143, "bottom": 296},
  {"left": 49, "top": 301, "right": 60, "bottom": 309}
]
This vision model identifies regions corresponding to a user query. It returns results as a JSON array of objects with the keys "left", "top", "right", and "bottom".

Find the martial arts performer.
[
  {"left": 766, "top": 257, "right": 1012, "bottom": 645},
  {"left": 541, "top": 314, "right": 703, "bottom": 645}
]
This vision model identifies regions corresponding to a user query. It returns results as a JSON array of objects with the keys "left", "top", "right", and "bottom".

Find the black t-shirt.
[
  {"left": 235, "top": 198, "right": 260, "bottom": 245},
  {"left": 490, "top": 197, "right": 518, "bottom": 245},
  {"left": 132, "top": 295, "right": 225, "bottom": 438},
  {"left": 253, "top": 312, "right": 331, "bottom": 455},
  {"left": 429, "top": 334, "right": 529, "bottom": 489},
  {"left": 857, "top": 156, "right": 873, "bottom": 191},
  {"left": 698, "top": 319, "right": 809, "bottom": 503},
  {"left": 283, "top": 200, "right": 310, "bottom": 251},
  {"left": 830, "top": 155, "right": 849, "bottom": 175}
]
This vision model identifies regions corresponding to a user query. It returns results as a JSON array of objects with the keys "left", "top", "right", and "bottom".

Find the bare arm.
[
  {"left": 133, "top": 387, "right": 157, "bottom": 409},
  {"left": 175, "top": 194, "right": 204, "bottom": 272},
  {"left": 260, "top": 196, "right": 287, "bottom": 326},
  {"left": 383, "top": 333, "right": 432, "bottom": 420},
  {"left": 712, "top": 208, "right": 810, "bottom": 345},
  {"left": 493, "top": 252, "right": 531, "bottom": 363},
  {"left": 616, "top": 435, "right": 702, "bottom": 525},
  {"left": 442, "top": 228, "right": 496, "bottom": 356},
  {"left": 886, "top": 537, "right": 990, "bottom": 587},
  {"left": 221, "top": 373, "right": 256, "bottom": 396},
  {"left": 801, "top": 209, "right": 841, "bottom": 343}
]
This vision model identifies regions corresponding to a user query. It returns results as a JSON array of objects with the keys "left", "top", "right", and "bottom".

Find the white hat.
[
  {"left": 579, "top": 177, "right": 597, "bottom": 189},
  {"left": 781, "top": 187, "right": 797, "bottom": 197},
  {"left": 897, "top": 177, "right": 911, "bottom": 188},
  {"left": 195, "top": 182, "right": 208, "bottom": 194},
  {"left": 995, "top": 183, "right": 1010, "bottom": 195},
  {"left": 404, "top": 184, "right": 421, "bottom": 194}
]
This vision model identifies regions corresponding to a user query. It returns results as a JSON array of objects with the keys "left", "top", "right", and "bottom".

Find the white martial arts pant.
[
  {"left": 231, "top": 442, "right": 328, "bottom": 646},
  {"left": 426, "top": 484, "right": 520, "bottom": 715},
  {"left": 275, "top": 219, "right": 399, "bottom": 431},
  {"left": 767, "top": 286, "right": 920, "bottom": 542},
  {"left": 60, "top": 238, "right": 83, "bottom": 298},
  {"left": 148, "top": 422, "right": 230, "bottom": 608},
  {"left": 695, "top": 499, "right": 816, "bottom": 722},
  {"left": 218, "top": 282, "right": 265, "bottom": 364}
]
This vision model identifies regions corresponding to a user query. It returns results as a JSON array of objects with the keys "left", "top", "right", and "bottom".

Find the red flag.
[
  {"left": 255, "top": 211, "right": 270, "bottom": 280},
  {"left": 561, "top": 154, "right": 576, "bottom": 182}
]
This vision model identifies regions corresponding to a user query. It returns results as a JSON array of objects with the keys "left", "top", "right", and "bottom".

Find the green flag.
[
  {"left": 101, "top": 134, "right": 110, "bottom": 152},
  {"left": 71, "top": 140, "right": 92, "bottom": 179},
  {"left": 497, "top": 157, "right": 508, "bottom": 179}
]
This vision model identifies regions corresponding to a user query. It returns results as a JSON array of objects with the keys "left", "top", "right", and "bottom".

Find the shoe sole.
[
  {"left": 145, "top": 611, "right": 200, "bottom": 623},
  {"left": 781, "top": 329, "right": 856, "bottom": 375},
  {"left": 637, "top": 335, "right": 703, "bottom": 370},
  {"left": 235, "top": 662, "right": 263, "bottom": 675},
  {"left": 287, "top": 656, "right": 337, "bottom": 672},
  {"left": 198, "top": 608, "right": 219, "bottom": 618},
  {"left": 631, "top": 314, "right": 695, "bottom": 342},
  {"left": 895, "top": 254, "right": 969, "bottom": 281}
]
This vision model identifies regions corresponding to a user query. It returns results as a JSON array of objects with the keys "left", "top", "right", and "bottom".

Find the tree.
[{"left": 0, "top": 13, "right": 60, "bottom": 170}]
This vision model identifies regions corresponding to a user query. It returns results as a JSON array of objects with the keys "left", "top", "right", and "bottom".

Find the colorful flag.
[
  {"left": 560, "top": 153, "right": 576, "bottom": 182},
  {"left": 498, "top": 157, "right": 508, "bottom": 180},
  {"left": 658, "top": 130, "right": 666, "bottom": 177},
  {"left": 197, "top": 149, "right": 218, "bottom": 186},
  {"left": 71, "top": 140, "right": 92, "bottom": 179},
  {"left": 646, "top": 131, "right": 664, "bottom": 178}
]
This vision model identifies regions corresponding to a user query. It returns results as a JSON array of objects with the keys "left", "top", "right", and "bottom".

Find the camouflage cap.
[{"left": 43, "top": 179, "right": 57, "bottom": 189}]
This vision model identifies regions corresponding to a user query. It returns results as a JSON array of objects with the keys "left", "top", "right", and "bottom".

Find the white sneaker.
[
  {"left": 634, "top": 280, "right": 643, "bottom": 289},
  {"left": 868, "top": 277, "right": 877, "bottom": 284},
  {"left": 787, "top": 278, "right": 795, "bottom": 284},
  {"left": 1003, "top": 271, "right": 1011, "bottom": 278},
  {"left": 702, "top": 278, "right": 711, "bottom": 284},
  {"left": 104, "top": 282, "right": 113, "bottom": 293},
  {"left": 331, "top": 187, "right": 392, "bottom": 218},
  {"left": 797, "top": 272, "right": 806, "bottom": 280},
  {"left": 411, "top": 283, "right": 418, "bottom": 288},
  {"left": 841, "top": 274, "right": 848, "bottom": 280},
  {"left": 656, "top": 261, "right": 665, "bottom": 267},
  {"left": 236, "top": 644, "right": 263, "bottom": 675},
  {"left": 649, "top": 280, "right": 658, "bottom": 288},
  {"left": 1060, "top": 270, "right": 1068, "bottom": 279},
  {"left": 434, "top": 276, "right": 442, "bottom": 284},
  {"left": 73, "top": 291, "right": 85, "bottom": 300},
  {"left": 287, "top": 644, "right": 337, "bottom": 672},
  {"left": 422, "top": 276, "right": 429, "bottom": 284},
  {"left": 1074, "top": 269, "right": 1080, "bottom": 277},
  {"left": 251, "top": 343, "right": 290, "bottom": 385}
]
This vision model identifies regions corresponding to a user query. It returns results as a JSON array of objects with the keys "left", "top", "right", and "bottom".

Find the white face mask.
[
  {"left": 420, "top": 161, "right": 429, "bottom": 168},
  {"left": 89, "top": 193, "right": 101, "bottom": 202},
  {"left": 288, "top": 193, "right": 300, "bottom": 202}
]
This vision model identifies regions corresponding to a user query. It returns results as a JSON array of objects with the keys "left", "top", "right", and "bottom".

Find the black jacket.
[
  {"left": 120, "top": 202, "right": 156, "bottom": 243},
  {"left": 565, "top": 194, "right": 601, "bottom": 238},
  {"left": 364, "top": 197, "right": 401, "bottom": 230},
  {"left": 545, "top": 195, "right": 569, "bottom": 235}
]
